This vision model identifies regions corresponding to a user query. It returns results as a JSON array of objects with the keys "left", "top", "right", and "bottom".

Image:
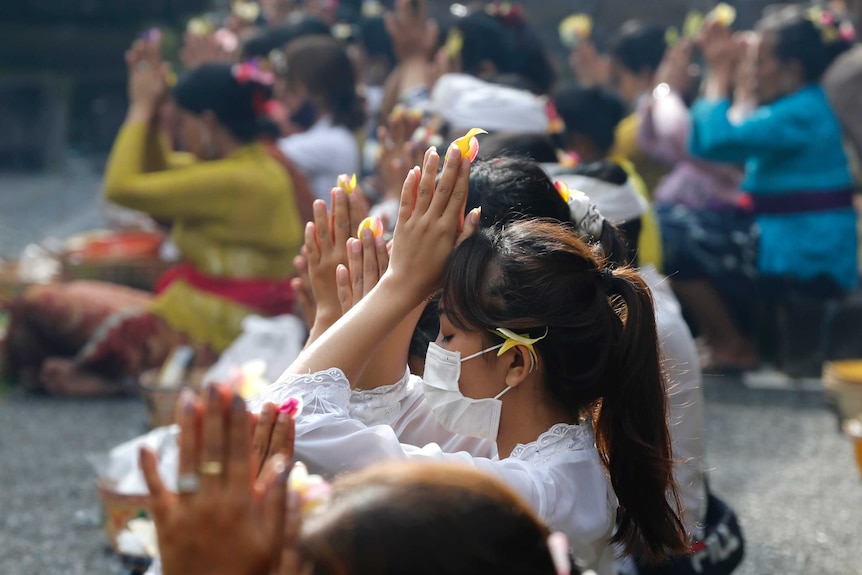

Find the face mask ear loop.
[{"left": 461, "top": 343, "right": 504, "bottom": 363}]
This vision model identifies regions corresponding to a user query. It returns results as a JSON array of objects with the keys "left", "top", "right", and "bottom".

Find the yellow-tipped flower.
[
  {"left": 446, "top": 28, "right": 464, "bottom": 60},
  {"left": 233, "top": 0, "right": 260, "bottom": 22},
  {"left": 707, "top": 3, "right": 736, "bottom": 27},
  {"left": 187, "top": 17, "right": 214, "bottom": 36},
  {"left": 337, "top": 173, "right": 358, "bottom": 195},
  {"left": 559, "top": 14, "right": 593, "bottom": 49},
  {"left": 451, "top": 128, "right": 488, "bottom": 163},
  {"left": 554, "top": 180, "right": 571, "bottom": 203},
  {"left": 683, "top": 11, "right": 705, "bottom": 39},
  {"left": 288, "top": 462, "right": 333, "bottom": 515},
  {"left": 493, "top": 327, "right": 549, "bottom": 364},
  {"left": 357, "top": 216, "right": 384, "bottom": 239},
  {"left": 236, "top": 359, "right": 268, "bottom": 399}
]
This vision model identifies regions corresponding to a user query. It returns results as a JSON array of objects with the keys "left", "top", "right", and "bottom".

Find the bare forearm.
[
  {"left": 704, "top": 68, "right": 732, "bottom": 101},
  {"left": 353, "top": 302, "right": 425, "bottom": 390},
  {"left": 287, "top": 275, "right": 419, "bottom": 384}
]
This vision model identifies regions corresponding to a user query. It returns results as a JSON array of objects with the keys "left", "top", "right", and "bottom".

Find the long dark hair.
[
  {"left": 468, "top": 158, "right": 632, "bottom": 266},
  {"left": 758, "top": 4, "right": 853, "bottom": 83},
  {"left": 609, "top": 20, "right": 667, "bottom": 75},
  {"left": 284, "top": 35, "right": 366, "bottom": 131},
  {"left": 441, "top": 220, "right": 687, "bottom": 561},
  {"left": 554, "top": 85, "right": 626, "bottom": 156},
  {"left": 173, "top": 62, "right": 273, "bottom": 143},
  {"left": 300, "top": 462, "right": 561, "bottom": 575}
]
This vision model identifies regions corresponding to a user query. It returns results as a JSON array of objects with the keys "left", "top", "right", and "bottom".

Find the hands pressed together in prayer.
[
  {"left": 125, "top": 33, "right": 171, "bottom": 124},
  {"left": 140, "top": 385, "right": 306, "bottom": 575}
]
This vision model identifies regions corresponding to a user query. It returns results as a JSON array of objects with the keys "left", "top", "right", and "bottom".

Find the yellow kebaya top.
[{"left": 103, "top": 121, "right": 302, "bottom": 351}]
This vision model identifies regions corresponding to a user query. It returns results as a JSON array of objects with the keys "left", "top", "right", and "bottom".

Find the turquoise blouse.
[{"left": 689, "top": 86, "right": 858, "bottom": 290}]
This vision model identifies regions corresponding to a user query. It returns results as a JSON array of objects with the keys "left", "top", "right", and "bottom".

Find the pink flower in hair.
[{"left": 840, "top": 21, "right": 856, "bottom": 42}]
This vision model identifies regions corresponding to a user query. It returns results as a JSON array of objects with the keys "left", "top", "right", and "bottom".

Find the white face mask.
[{"left": 421, "top": 342, "right": 512, "bottom": 441}]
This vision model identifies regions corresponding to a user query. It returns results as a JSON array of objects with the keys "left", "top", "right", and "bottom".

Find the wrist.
[
  {"left": 126, "top": 103, "right": 156, "bottom": 124},
  {"left": 377, "top": 273, "right": 427, "bottom": 312}
]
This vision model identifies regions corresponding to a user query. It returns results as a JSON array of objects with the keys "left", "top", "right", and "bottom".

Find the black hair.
[
  {"left": 758, "top": 5, "right": 853, "bottom": 83},
  {"left": 568, "top": 161, "right": 640, "bottom": 266},
  {"left": 241, "top": 17, "right": 332, "bottom": 59},
  {"left": 553, "top": 85, "right": 626, "bottom": 154},
  {"left": 609, "top": 21, "right": 667, "bottom": 75},
  {"left": 358, "top": 15, "right": 395, "bottom": 64},
  {"left": 173, "top": 62, "right": 272, "bottom": 142},
  {"left": 409, "top": 295, "right": 440, "bottom": 361},
  {"left": 467, "top": 158, "right": 571, "bottom": 229},
  {"left": 478, "top": 133, "right": 559, "bottom": 163},
  {"left": 485, "top": 8, "right": 557, "bottom": 94},
  {"left": 285, "top": 35, "right": 366, "bottom": 131},
  {"left": 454, "top": 12, "right": 518, "bottom": 78},
  {"left": 442, "top": 221, "right": 688, "bottom": 561}
]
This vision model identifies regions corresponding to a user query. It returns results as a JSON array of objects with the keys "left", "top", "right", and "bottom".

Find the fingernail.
[
  {"left": 375, "top": 234, "right": 386, "bottom": 248},
  {"left": 272, "top": 454, "right": 287, "bottom": 477},
  {"left": 277, "top": 411, "right": 290, "bottom": 424},
  {"left": 287, "top": 489, "right": 301, "bottom": 512},
  {"left": 180, "top": 388, "right": 195, "bottom": 413},
  {"left": 232, "top": 394, "right": 245, "bottom": 411},
  {"left": 361, "top": 227, "right": 372, "bottom": 241},
  {"left": 350, "top": 238, "right": 362, "bottom": 254},
  {"left": 428, "top": 145, "right": 437, "bottom": 155}
]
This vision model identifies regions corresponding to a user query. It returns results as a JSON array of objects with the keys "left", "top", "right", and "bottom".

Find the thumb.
[{"left": 456, "top": 208, "right": 480, "bottom": 246}]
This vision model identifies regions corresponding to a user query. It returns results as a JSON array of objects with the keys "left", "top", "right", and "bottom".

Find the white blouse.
[
  {"left": 249, "top": 368, "right": 618, "bottom": 575},
  {"left": 641, "top": 265, "right": 707, "bottom": 540},
  {"left": 277, "top": 116, "right": 360, "bottom": 202}
]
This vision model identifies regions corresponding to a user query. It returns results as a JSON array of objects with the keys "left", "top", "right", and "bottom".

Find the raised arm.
[{"left": 285, "top": 144, "right": 477, "bottom": 384}]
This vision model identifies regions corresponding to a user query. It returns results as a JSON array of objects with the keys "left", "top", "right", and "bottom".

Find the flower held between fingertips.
[
  {"left": 337, "top": 173, "right": 358, "bottom": 195},
  {"left": 450, "top": 128, "right": 488, "bottom": 163},
  {"left": 357, "top": 216, "right": 384, "bottom": 239}
]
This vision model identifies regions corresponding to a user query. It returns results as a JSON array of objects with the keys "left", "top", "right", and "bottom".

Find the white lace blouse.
[{"left": 249, "top": 368, "right": 618, "bottom": 575}]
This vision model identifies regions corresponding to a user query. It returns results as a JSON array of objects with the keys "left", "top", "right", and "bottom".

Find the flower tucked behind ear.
[
  {"left": 450, "top": 128, "right": 488, "bottom": 163},
  {"left": 337, "top": 173, "right": 358, "bottom": 195},
  {"left": 493, "top": 327, "right": 549, "bottom": 364}
]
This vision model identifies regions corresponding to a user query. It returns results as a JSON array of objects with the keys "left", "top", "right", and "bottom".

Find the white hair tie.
[{"left": 556, "top": 180, "right": 605, "bottom": 239}]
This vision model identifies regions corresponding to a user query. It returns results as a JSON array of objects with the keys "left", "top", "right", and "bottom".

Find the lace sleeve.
[
  {"left": 348, "top": 367, "right": 414, "bottom": 427},
  {"left": 247, "top": 368, "right": 352, "bottom": 415}
]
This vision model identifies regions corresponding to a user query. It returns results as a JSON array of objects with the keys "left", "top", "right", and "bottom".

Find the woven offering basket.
[
  {"left": 823, "top": 360, "right": 862, "bottom": 422},
  {"left": 138, "top": 367, "right": 207, "bottom": 429},
  {"left": 96, "top": 480, "right": 151, "bottom": 552}
]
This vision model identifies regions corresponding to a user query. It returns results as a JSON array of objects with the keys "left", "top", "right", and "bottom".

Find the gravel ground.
[{"left": 0, "top": 378, "right": 860, "bottom": 575}]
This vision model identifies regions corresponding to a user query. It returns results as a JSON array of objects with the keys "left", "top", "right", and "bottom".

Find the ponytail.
[{"left": 596, "top": 268, "right": 688, "bottom": 562}]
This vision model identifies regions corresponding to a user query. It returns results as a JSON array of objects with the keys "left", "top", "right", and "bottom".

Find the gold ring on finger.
[{"left": 199, "top": 461, "right": 224, "bottom": 476}]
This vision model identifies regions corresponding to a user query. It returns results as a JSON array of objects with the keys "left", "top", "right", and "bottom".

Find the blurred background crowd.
[{"left": 1, "top": 1, "right": 862, "bottom": 574}]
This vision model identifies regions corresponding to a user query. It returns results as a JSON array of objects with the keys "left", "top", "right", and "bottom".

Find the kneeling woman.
[
  {"left": 4, "top": 38, "right": 303, "bottom": 395},
  {"left": 251, "top": 148, "right": 687, "bottom": 573}
]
